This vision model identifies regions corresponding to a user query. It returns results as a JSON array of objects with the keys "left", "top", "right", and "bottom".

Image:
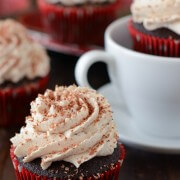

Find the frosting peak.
[
  {"left": 0, "top": 19, "right": 50, "bottom": 84},
  {"left": 11, "top": 85, "right": 118, "bottom": 170},
  {"left": 131, "top": 0, "right": 180, "bottom": 35}
]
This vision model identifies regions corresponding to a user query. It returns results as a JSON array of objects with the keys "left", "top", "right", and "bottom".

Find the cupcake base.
[
  {"left": 10, "top": 144, "right": 125, "bottom": 180},
  {"left": 0, "top": 75, "right": 49, "bottom": 127},
  {"left": 38, "top": 0, "right": 122, "bottom": 46},
  {"left": 132, "top": 22, "right": 180, "bottom": 39},
  {"left": 128, "top": 20, "right": 180, "bottom": 57}
]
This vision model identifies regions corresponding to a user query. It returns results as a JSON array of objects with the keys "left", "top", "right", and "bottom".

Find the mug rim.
[{"left": 105, "top": 15, "right": 180, "bottom": 63}]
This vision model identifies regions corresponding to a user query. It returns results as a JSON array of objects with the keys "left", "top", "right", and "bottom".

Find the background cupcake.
[
  {"left": 128, "top": 0, "right": 180, "bottom": 57},
  {"left": 38, "top": 0, "right": 122, "bottom": 46},
  {"left": 0, "top": 19, "right": 50, "bottom": 127},
  {"left": 10, "top": 85, "right": 125, "bottom": 180}
]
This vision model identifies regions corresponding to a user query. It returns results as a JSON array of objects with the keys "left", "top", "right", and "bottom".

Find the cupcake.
[
  {"left": 128, "top": 0, "right": 180, "bottom": 57},
  {"left": 10, "top": 85, "right": 125, "bottom": 180},
  {"left": 0, "top": 19, "right": 50, "bottom": 127},
  {"left": 38, "top": 0, "right": 122, "bottom": 46}
]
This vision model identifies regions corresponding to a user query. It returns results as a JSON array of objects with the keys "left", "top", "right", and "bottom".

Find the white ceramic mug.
[{"left": 75, "top": 16, "right": 180, "bottom": 138}]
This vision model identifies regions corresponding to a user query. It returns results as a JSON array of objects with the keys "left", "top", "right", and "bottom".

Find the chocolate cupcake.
[
  {"left": 0, "top": 19, "right": 50, "bottom": 127},
  {"left": 10, "top": 85, "right": 125, "bottom": 179},
  {"left": 128, "top": 0, "right": 180, "bottom": 57},
  {"left": 38, "top": 0, "right": 122, "bottom": 45}
]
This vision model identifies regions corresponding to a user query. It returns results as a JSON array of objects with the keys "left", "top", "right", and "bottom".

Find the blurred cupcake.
[
  {"left": 128, "top": 0, "right": 180, "bottom": 57},
  {"left": 38, "top": 0, "right": 122, "bottom": 45},
  {"left": 0, "top": 19, "right": 50, "bottom": 127},
  {"left": 10, "top": 85, "right": 125, "bottom": 180}
]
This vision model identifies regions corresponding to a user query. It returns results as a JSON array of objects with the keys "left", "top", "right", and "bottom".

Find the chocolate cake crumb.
[
  {"left": 17, "top": 145, "right": 120, "bottom": 179},
  {"left": 133, "top": 22, "right": 180, "bottom": 39},
  {"left": 0, "top": 77, "right": 41, "bottom": 89}
]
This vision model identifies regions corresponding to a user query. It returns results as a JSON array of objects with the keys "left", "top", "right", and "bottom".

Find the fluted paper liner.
[
  {"left": 0, "top": 76, "right": 49, "bottom": 127},
  {"left": 128, "top": 20, "right": 180, "bottom": 57},
  {"left": 10, "top": 144, "right": 125, "bottom": 180},
  {"left": 38, "top": 0, "right": 122, "bottom": 46}
]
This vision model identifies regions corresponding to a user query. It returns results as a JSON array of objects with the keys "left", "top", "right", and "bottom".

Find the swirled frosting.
[
  {"left": 0, "top": 19, "right": 50, "bottom": 84},
  {"left": 46, "top": 0, "right": 115, "bottom": 6},
  {"left": 11, "top": 85, "right": 118, "bottom": 170},
  {"left": 131, "top": 0, "right": 180, "bottom": 35}
]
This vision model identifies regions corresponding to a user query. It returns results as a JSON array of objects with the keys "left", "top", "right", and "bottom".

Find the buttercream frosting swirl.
[
  {"left": 11, "top": 85, "right": 118, "bottom": 170},
  {"left": 131, "top": 0, "right": 180, "bottom": 35},
  {"left": 0, "top": 19, "right": 50, "bottom": 84},
  {"left": 46, "top": 0, "right": 115, "bottom": 6}
]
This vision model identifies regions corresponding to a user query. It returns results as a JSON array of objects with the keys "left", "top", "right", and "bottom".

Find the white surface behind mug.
[{"left": 75, "top": 16, "right": 180, "bottom": 138}]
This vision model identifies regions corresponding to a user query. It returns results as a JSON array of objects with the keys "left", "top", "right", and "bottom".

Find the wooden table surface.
[{"left": 1, "top": 52, "right": 180, "bottom": 180}]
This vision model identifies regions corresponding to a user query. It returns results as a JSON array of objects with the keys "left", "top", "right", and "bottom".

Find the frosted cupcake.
[
  {"left": 10, "top": 85, "right": 125, "bottom": 179},
  {"left": 38, "top": 0, "right": 122, "bottom": 45},
  {"left": 0, "top": 19, "right": 50, "bottom": 127},
  {"left": 128, "top": 0, "right": 180, "bottom": 57}
]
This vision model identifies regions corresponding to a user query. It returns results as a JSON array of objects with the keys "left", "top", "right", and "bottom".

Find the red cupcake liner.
[
  {"left": 128, "top": 20, "right": 180, "bottom": 57},
  {"left": 0, "top": 76, "right": 49, "bottom": 127},
  {"left": 38, "top": 0, "right": 122, "bottom": 46},
  {"left": 0, "top": 0, "right": 30, "bottom": 16},
  {"left": 10, "top": 144, "right": 125, "bottom": 180}
]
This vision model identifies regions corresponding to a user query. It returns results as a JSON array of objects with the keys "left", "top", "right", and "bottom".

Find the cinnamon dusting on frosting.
[{"left": 11, "top": 85, "right": 118, "bottom": 170}]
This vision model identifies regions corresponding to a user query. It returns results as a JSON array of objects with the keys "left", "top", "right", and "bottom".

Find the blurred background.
[
  {"left": 0, "top": 0, "right": 131, "bottom": 89},
  {"left": 0, "top": 1, "right": 132, "bottom": 179},
  {"left": 2, "top": 1, "right": 180, "bottom": 180}
]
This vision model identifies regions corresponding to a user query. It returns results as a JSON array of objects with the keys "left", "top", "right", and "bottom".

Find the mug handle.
[{"left": 75, "top": 50, "right": 117, "bottom": 88}]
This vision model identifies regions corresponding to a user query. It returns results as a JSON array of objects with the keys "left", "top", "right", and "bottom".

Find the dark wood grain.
[
  {"left": 2, "top": 149, "right": 15, "bottom": 180},
  {"left": 1, "top": 52, "right": 180, "bottom": 180},
  {"left": 0, "top": 128, "right": 17, "bottom": 180},
  {"left": 0, "top": 129, "right": 9, "bottom": 178}
]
